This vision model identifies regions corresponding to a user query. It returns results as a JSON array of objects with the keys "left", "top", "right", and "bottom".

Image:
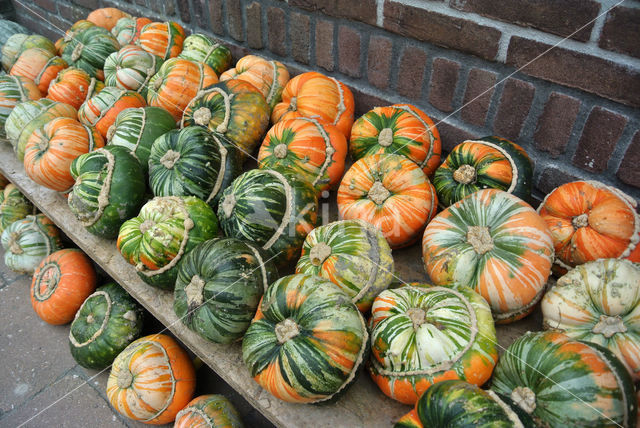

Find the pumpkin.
[
  {"left": 146, "top": 58, "right": 218, "bottom": 122},
  {"left": 220, "top": 55, "right": 289, "bottom": 110},
  {"left": 542, "top": 258, "right": 640, "bottom": 381},
  {"left": 242, "top": 273, "right": 367, "bottom": 403},
  {"left": 491, "top": 331, "right": 637, "bottom": 428},
  {"left": 1, "top": 214, "right": 62, "bottom": 274},
  {"left": 369, "top": 285, "right": 498, "bottom": 405},
  {"left": 136, "top": 21, "right": 186, "bottom": 60},
  {"left": 182, "top": 79, "right": 270, "bottom": 158},
  {"left": 148, "top": 126, "right": 242, "bottom": 208},
  {"left": 1, "top": 33, "right": 56, "bottom": 72},
  {"left": 111, "top": 17, "right": 152, "bottom": 46},
  {"left": 257, "top": 117, "right": 347, "bottom": 195},
  {"left": 69, "top": 282, "right": 144, "bottom": 370},
  {"left": 87, "top": 7, "right": 132, "bottom": 31},
  {"left": 30, "top": 248, "right": 96, "bottom": 325},
  {"left": 0, "top": 19, "right": 30, "bottom": 47},
  {"left": 0, "top": 75, "right": 41, "bottom": 137},
  {"left": 117, "top": 196, "right": 219, "bottom": 289},
  {"left": 434, "top": 136, "right": 534, "bottom": 207},
  {"left": 10, "top": 47, "right": 67, "bottom": 94},
  {"left": 271, "top": 71, "right": 355, "bottom": 137},
  {"left": 296, "top": 219, "right": 394, "bottom": 312},
  {"left": 395, "top": 380, "right": 535, "bottom": 428},
  {"left": 174, "top": 237, "right": 278, "bottom": 344},
  {"left": 5, "top": 98, "right": 77, "bottom": 160},
  {"left": 61, "top": 24, "right": 120, "bottom": 80},
  {"left": 106, "top": 106, "right": 177, "bottom": 170},
  {"left": 217, "top": 169, "right": 318, "bottom": 268},
  {"left": 107, "top": 334, "right": 196, "bottom": 424},
  {"left": 78, "top": 86, "right": 146, "bottom": 139},
  {"left": 104, "top": 45, "right": 162, "bottom": 98},
  {"left": 537, "top": 180, "right": 640, "bottom": 272},
  {"left": 0, "top": 183, "right": 35, "bottom": 234},
  {"left": 175, "top": 395, "right": 243, "bottom": 428},
  {"left": 337, "top": 154, "right": 437, "bottom": 249},
  {"left": 46, "top": 67, "right": 104, "bottom": 110},
  {"left": 178, "top": 33, "right": 232, "bottom": 76},
  {"left": 68, "top": 146, "right": 146, "bottom": 239},
  {"left": 350, "top": 104, "right": 442, "bottom": 177},
  {"left": 56, "top": 20, "right": 96, "bottom": 56}
]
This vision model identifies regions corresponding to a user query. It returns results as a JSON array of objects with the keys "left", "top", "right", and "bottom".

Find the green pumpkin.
[
  {"left": 149, "top": 126, "right": 241, "bottom": 208},
  {"left": 117, "top": 196, "right": 219, "bottom": 289},
  {"left": 174, "top": 238, "right": 278, "bottom": 344},
  {"left": 0, "top": 20, "right": 30, "bottom": 47},
  {"left": 69, "top": 282, "right": 144, "bottom": 370},
  {"left": 0, "top": 183, "right": 35, "bottom": 234},
  {"left": 1, "top": 33, "right": 55, "bottom": 72},
  {"left": 0, "top": 214, "right": 62, "bottom": 274},
  {"left": 0, "top": 75, "right": 42, "bottom": 136},
  {"left": 103, "top": 45, "right": 162, "bottom": 98},
  {"left": 177, "top": 33, "right": 232, "bottom": 77},
  {"left": 175, "top": 395, "right": 244, "bottom": 427},
  {"left": 217, "top": 169, "right": 318, "bottom": 268},
  {"left": 68, "top": 146, "right": 146, "bottom": 239},
  {"left": 61, "top": 25, "right": 120, "bottom": 79}
]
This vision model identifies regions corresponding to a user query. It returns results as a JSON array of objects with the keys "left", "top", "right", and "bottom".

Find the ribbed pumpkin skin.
[
  {"left": 242, "top": 274, "right": 367, "bottom": 403},
  {"left": 217, "top": 169, "right": 318, "bottom": 268},
  {"left": 117, "top": 196, "right": 219, "bottom": 289},
  {"left": 350, "top": 104, "right": 442, "bottom": 177},
  {"left": 0, "top": 184, "right": 34, "bottom": 234},
  {"left": 24, "top": 117, "right": 104, "bottom": 192},
  {"left": 0, "top": 75, "right": 41, "bottom": 136},
  {"left": 107, "top": 334, "right": 196, "bottom": 425},
  {"left": 0, "top": 20, "right": 31, "bottom": 54},
  {"left": 1, "top": 34, "right": 56, "bottom": 72},
  {"left": 542, "top": 259, "right": 640, "bottom": 381},
  {"left": 106, "top": 106, "right": 177, "bottom": 170},
  {"left": 104, "top": 45, "right": 162, "bottom": 98},
  {"left": 434, "top": 136, "right": 534, "bottom": 207},
  {"left": 1, "top": 214, "right": 63, "bottom": 274},
  {"left": 87, "top": 7, "right": 131, "bottom": 30},
  {"left": 220, "top": 55, "right": 290, "bottom": 110},
  {"left": 174, "top": 238, "right": 278, "bottom": 344},
  {"left": 136, "top": 21, "right": 186, "bottom": 60},
  {"left": 369, "top": 285, "right": 498, "bottom": 405},
  {"left": 111, "top": 17, "right": 152, "bottom": 46},
  {"left": 46, "top": 67, "right": 104, "bottom": 110},
  {"left": 56, "top": 20, "right": 96, "bottom": 56},
  {"left": 296, "top": 219, "right": 394, "bottom": 312},
  {"left": 10, "top": 47, "right": 68, "bottom": 94},
  {"left": 178, "top": 33, "right": 232, "bottom": 76},
  {"left": 78, "top": 86, "right": 146, "bottom": 138},
  {"left": 537, "top": 180, "right": 640, "bottom": 271},
  {"left": 423, "top": 189, "right": 553, "bottom": 323},
  {"left": 69, "top": 282, "right": 144, "bottom": 370},
  {"left": 30, "top": 248, "right": 96, "bottom": 325},
  {"left": 337, "top": 154, "right": 437, "bottom": 249},
  {"left": 61, "top": 25, "right": 120, "bottom": 80},
  {"left": 149, "top": 126, "right": 242, "bottom": 207},
  {"left": 182, "top": 79, "right": 270, "bottom": 157},
  {"left": 68, "top": 146, "right": 146, "bottom": 238},
  {"left": 175, "top": 395, "right": 244, "bottom": 428},
  {"left": 258, "top": 117, "right": 347, "bottom": 195},
  {"left": 272, "top": 71, "right": 355, "bottom": 137},
  {"left": 491, "top": 331, "right": 638, "bottom": 428},
  {"left": 146, "top": 58, "right": 218, "bottom": 122}
]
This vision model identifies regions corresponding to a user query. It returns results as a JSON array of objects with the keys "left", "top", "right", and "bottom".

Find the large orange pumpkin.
[
  {"left": 87, "top": 7, "right": 132, "bottom": 31},
  {"left": 78, "top": 86, "right": 147, "bottom": 138},
  {"left": 272, "top": 71, "right": 355, "bottom": 137},
  {"left": 10, "top": 47, "right": 68, "bottom": 95},
  {"left": 30, "top": 248, "right": 97, "bottom": 325},
  {"left": 46, "top": 67, "right": 104, "bottom": 110},
  {"left": 136, "top": 21, "right": 186, "bottom": 60}
]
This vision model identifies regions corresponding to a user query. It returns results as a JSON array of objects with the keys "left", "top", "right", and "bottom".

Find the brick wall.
[{"left": 11, "top": 0, "right": 640, "bottom": 203}]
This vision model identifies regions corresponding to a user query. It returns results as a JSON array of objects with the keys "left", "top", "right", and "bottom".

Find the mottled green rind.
[
  {"left": 177, "top": 33, "right": 231, "bottom": 76},
  {"left": 0, "top": 185, "right": 34, "bottom": 234},
  {"left": 0, "top": 214, "right": 62, "bottom": 274},
  {"left": 61, "top": 26, "right": 120, "bottom": 78},
  {"left": 177, "top": 394, "right": 244, "bottom": 428}
]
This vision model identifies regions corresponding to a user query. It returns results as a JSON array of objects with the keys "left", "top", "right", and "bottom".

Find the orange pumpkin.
[
  {"left": 136, "top": 21, "right": 186, "bottom": 60},
  {"left": 107, "top": 334, "right": 196, "bottom": 425},
  {"left": 537, "top": 180, "right": 640, "bottom": 273},
  {"left": 10, "top": 47, "right": 68, "bottom": 95},
  {"left": 78, "top": 86, "right": 147, "bottom": 138},
  {"left": 87, "top": 7, "right": 132, "bottom": 31},
  {"left": 24, "top": 117, "right": 105, "bottom": 192},
  {"left": 272, "top": 71, "right": 355, "bottom": 137},
  {"left": 30, "top": 248, "right": 97, "bottom": 325},
  {"left": 47, "top": 67, "right": 104, "bottom": 110},
  {"left": 337, "top": 154, "right": 437, "bottom": 249}
]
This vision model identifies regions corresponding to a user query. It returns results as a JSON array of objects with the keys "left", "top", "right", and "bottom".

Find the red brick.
[
  {"left": 290, "top": 0, "right": 377, "bottom": 26},
  {"left": 176, "top": 0, "right": 191, "bottom": 23},
  {"left": 573, "top": 107, "right": 627, "bottom": 173},
  {"left": 617, "top": 131, "right": 640, "bottom": 188},
  {"left": 437, "top": 122, "right": 481, "bottom": 153},
  {"left": 493, "top": 78, "right": 535, "bottom": 141},
  {"left": 460, "top": 68, "right": 497, "bottom": 127},
  {"left": 429, "top": 58, "right": 461, "bottom": 113},
  {"left": 57, "top": 2, "right": 86, "bottom": 23},
  {"left": 209, "top": 0, "right": 224, "bottom": 35},
  {"left": 537, "top": 166, "right": 581, "bottom": 195},
  {"left": 267, "top": 7, "right": 287, "bottom": 57},
  {"left": 338, "top": 26, "right": 361, "bottom": 78},
  {"left": 315, "top": 19, "right": 334, "bottom": 72},
  {"left": 534, "top": 92, "right": 581, "bottom": 158},
  {"left": 227, "top": 0, "right": 244, "bottom": 42},
  {"left": 384, "top": 0, "right": 501, "bottom": 61},
  {"left": 396, "top": 46, "right": 427, "bottom": 100},
  {"left": 192, "top": 0, "right": 208, "bottom": 28},
  {"left": 246, "top": 2, "right": 263, "bottom": 50},
  {"left": 72, "top": 0, "right": 97, "bottom": 9},
  {"left": 507, "top": 37, "right": 640, "bottom": 108},
  {"left": 291, "top": 12, "right": 310, "bottom": 64},
  {"left": 451, "top": 0, "right": 598, "bottom": 41},
  {"left": 367, "top": 36, "right": 393, "bottom": 90},
  {"left": 599, "top": 6, "right": 640, "bottom": 59},
  {"left": 164, "top": 1, "right": 176, "bottom": 16},
  {"left": 34, "top": 0, "right": 56, "bottom": 12}
]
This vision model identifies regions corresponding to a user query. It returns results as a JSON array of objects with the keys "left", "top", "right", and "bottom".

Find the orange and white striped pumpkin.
[
  {"left": 47, "top": 67, "right": 105, "bottom": 110},
  {"left": 10, "top": 47, "right": 68, "bottom": 95},
  {"left": 136, "top": 21, "right": 186, "bottom": 60}
]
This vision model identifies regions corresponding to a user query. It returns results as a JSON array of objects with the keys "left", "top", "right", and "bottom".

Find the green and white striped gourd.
[
  {"left": 177, "top": 33, "right": 231, "bottom": 76},
  {"left": 103, "top": 45, "right": 162, "bottom": 98},
  {"left": 0, "top": 75, "right": 42, "bottom": 136},
  {"left": 61, "top": 25, "right": 120, "bottom": 79},
  {"left": 1, "top": 214, "right": 62, "bottom": 273},
  {"left": 0, "top": 183, "right": 35, "bottom": 234},
  {"left": 175, "top": 395, "right": 244, "bottom": 428},
  {"left": 1, "top": 33, "right": 54, "bottom": 72}
]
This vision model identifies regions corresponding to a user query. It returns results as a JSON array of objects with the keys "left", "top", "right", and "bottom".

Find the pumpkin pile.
[{"left": 0, "top": 6, "right": 638, "bottom": 427}]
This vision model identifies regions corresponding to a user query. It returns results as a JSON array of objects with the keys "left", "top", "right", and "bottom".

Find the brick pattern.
[
  {"left": 617, "top": 131, "right": 640, "bottom": 187},
  {"left": 599, "top": 7, "right": 640, "bottom": 59},
  {"left": 572, "top": 107, "right": 627, "bottom": 173},
  {"left": 337, "top": 26, "right": 361, "bottom": 78},
  {"left": 367, "top": 36, "right": 393, "bottom": 90},
  {"left": 246, "top": 2, "right": 262, "bottom": 50},
  {"left": 429, "top": 58, "right": 460, "bottom": 113},
  {"left": 460, "top": 68, "right": 497, "bottom": 127},
  {"left": 289, "top": 0, "right": 377, "bottom": 26},
  {"left": 534, "top": 92, "right": 581, "bottom": 158},
  {"left": 290, "top": 12, "right": 310, "bottom": 64},
  {"left": 315, "top": 19, "right": 334, "bottom": 72},
  {"left": 493, "top": 78, "right": 535, "bottom": 141},
  {"left": 396, "top": 46, "right": 428, "bottom": 100}
]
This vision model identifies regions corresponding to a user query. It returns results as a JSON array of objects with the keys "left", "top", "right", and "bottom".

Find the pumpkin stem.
[
  {"left": 453, "top": 164, "right": 476, "bottom": 185},
  {"left": 37, "top": 137, "right": 49, "bottom": 152},
  {"left": 221, "top": 194, "right": 236, "bottom": 218},
  {"left": 572, "top": 213, "right": 589, "bottom": 229},
  {"left": 274, "top": 144, "right": 288, "bottom": 159},
  {"left": 153, "top": 76, "right": 163, "bottom": 91},
  {"left": 8, "top": 233, "right": 23, "bottom": 255},
  {"left": 122, "top": 310, "right": 137, "bottom": 322},
  {"left": 71, "top": 43, "right": 84, "bottom": 62},
  {"left": 185, "top": 275, "right": 206, "bottom": 307},
  {"left": 139, "top": 219, "right": 155, "bottom": 234},
  {"left": 86, "top": 314, "right": 94, "bottom": 324},
  {"left": 116, "top": 369, "right": 134, "bottom": 389},
  {"left": 309, "top": 242, "right": 332, "bottom": 266},
  {"left": 160, "top": 150, "right": 181, "bottom": 169},
  {"left": 378, "top": 128, "right": 394, "bottom": 147},
  {"left": 406, "top": 307, "right": 426, "bottom": 330},
  {"left": 368, "top": 181, "right": 391, "bottom": 205},
  {"left": 193, "top": 107, "right": 212, "bottom": 126},
  {"left": 106, "top": 125, "right": 116, "bottom": 142},
  {"left": 592, "top": 314, "right": 627, "bottom": 338},
  {"left": 511, "top": 386, "right": 536, "bottom": 414},
  {"left": 466, "top": 226, "right": 493, "bottom": 255},
  {"left": 275, "top": 318, "right": 300, "bottom": 344},
  {"left": 289, "top": 96, "right": 297, "bottom": 112}
]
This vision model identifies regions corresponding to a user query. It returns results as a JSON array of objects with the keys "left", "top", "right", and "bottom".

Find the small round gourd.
[
  {"left": 46, "top": 67, "right": 104, "bottom": 110},
  {"left": 178, "top": 33, "right": 232, "bottom": 76},
  {"left": 78, "top": 86, "right": 147, "bottom": 139},
  {"left": 136, "top": 21, "right": 186, "bottom": 60},
  {"left": 1, "top": 214, "right": 63, "bottom": 274},
  {"left": 0, "top": 183, "right": 35, "bottom": 234},
  {"left": 87, "top": 7, "right": 131, "bottom": 31},
  {"left": 0, "top": 75, "right": 41, "bottom": 136},
  {"left": 175, "top": 395, "right": 244, "bottom": 428},
  {"left": 103, "top": 45, "right": 162, "bottom": 98}
]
